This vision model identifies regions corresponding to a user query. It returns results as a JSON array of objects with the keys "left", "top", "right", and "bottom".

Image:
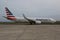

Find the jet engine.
[{"left": 35, "top": 21, "right": 41, "bottom": 24}]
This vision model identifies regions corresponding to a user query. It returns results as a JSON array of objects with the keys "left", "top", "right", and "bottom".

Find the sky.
[{"left": 0, "top": 0, "right": 60, "bottom": 22}]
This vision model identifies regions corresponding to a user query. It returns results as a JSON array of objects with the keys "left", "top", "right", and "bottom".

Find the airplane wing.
[{"left": 23, "top": 14, "right": 36, "bottom": 24}]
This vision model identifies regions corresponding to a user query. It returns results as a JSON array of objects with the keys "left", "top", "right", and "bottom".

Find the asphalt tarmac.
[{"left": 0, "top": 25, "right": 60, "bottom": 40}]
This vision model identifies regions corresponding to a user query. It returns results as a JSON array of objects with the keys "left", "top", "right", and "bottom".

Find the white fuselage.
[
  {"left": 14, "top": 17, "right": 56, "bottom": 23},
  {"left": 14, "top": 17, "right": 29, "bottom": 22}
]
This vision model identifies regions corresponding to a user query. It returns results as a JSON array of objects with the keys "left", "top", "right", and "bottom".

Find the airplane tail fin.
[{"left": 5, "top": 7, "right": 15, "bottom": 17}]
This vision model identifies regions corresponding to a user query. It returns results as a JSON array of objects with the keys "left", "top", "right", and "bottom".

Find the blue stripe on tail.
[{"left": 5, "top": 7, "right": 13, "bottom": 15}]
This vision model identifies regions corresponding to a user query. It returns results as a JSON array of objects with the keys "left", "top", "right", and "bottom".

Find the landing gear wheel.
[{"left": 30, "top": 22, "right": 36, "bottom": 25}]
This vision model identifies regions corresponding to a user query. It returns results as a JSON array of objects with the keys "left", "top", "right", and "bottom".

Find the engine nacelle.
[{"left": 35, "top": 21, "right": 41, "bottom": 24}]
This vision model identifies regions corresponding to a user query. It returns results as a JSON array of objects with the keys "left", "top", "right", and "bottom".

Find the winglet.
[{"left": 23, "top": 14, "right": 27, "bottom": 19}]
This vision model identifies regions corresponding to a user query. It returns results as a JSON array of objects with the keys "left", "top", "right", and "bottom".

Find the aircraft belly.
[
  {"left": 15, "top": 19, "right": 28, "bottom": 22},
  {"left": 41, "top": 21, "right": 52, "bottom": 23}
]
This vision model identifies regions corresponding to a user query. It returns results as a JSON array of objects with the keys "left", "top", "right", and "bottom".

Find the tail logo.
[{"left": 5, "top": 7, "right": 16, "bottom": 20}]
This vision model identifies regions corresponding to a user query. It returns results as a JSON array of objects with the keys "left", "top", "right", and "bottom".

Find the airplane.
[{"left": 3, "top": 7, "right": 56, "bottom": 24}]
